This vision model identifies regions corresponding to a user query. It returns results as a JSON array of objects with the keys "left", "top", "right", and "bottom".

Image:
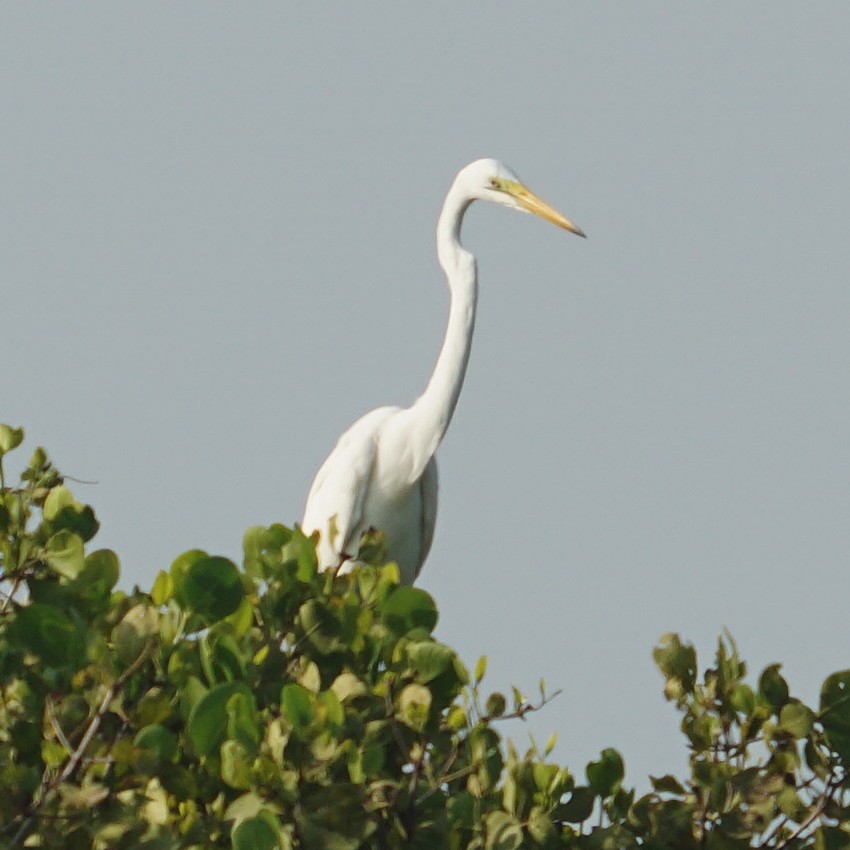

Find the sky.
[{"left": 3, "top": 5, "right": 850, "bottom": 787}]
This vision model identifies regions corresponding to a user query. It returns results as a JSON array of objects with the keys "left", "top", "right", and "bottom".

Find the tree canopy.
[{"left": 1, "top": 424, "right": 849, "bottom": 849}]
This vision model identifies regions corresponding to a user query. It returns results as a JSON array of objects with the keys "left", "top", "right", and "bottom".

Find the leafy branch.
[{"left": 2, "top": 424, "right": 850, "bottom": 850}]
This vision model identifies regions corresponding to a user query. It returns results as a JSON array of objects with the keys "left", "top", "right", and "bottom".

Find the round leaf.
[
  {"left": 112, "top": 603, "right": 159, "bottom": 664},
  {"left": 779, "top": 702, "right": 814, "bottom": 738},
  {"left": 179, "top": 556, "right": 244, "bottom": 622},
  {"left": 0, "top": 424, "right": 24, "bottom": 455},
  {"left": 586, "top": 748, "right": 624, "bottom": 798},
  {"left": 232, "top": 814, "right": 280, "bottom": 850},
  {"left": 281, "top": 683, "right": 313, "bottom": 732},
  {"left": 407, "top": 641, "right": 455, "bottom": 683},
  {"left": 81, "top": 549, "right": 120, "bottom": 590},
  {"left": 557, "top": 786, "right": 595, "bottom": 823},
  {"left": 759, "top": 663, "right": 789, "bottom": 711},
  {"left": 45, "top": 530, "right": 85, "bottom": 579},
  {"left": 134, "top": 725, "right": 178, "bottom": 762},
  {"left": 8, "top": 603, "right": 83, "bottom": 667},
  {"left": 820, "top": 670, "right": 850, "bottom": 761},
  {"left": 399, "top": 683, "right": 432, "bottom": 731},
  {"left": 188, "top": 682, "right": 252, "bottom": 756},
  {"left": 380, "top": 586, "right": 438, "bottom": 634},
  {"left": 484, "top": 811, "right": 523, "bottom": 850}
]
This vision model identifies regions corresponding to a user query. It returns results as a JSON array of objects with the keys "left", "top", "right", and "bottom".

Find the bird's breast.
[{"left": 360, "top": 458, "right": 427, "bottom": 582}]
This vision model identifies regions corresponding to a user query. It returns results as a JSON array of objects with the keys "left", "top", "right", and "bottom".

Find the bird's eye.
[{"left": 489, "top": 177, "right": 499, "bottom": 188}]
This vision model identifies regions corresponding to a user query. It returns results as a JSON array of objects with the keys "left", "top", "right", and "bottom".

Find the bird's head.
[{"left": 456, "top": 158, "right": 586, "bottom": 238}]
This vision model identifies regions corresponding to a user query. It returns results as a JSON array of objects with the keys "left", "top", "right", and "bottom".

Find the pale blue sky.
[{"left": 3, "top": 5, "right": 850, "bottom": 784}]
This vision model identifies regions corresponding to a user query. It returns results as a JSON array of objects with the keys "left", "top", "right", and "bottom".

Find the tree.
[{"left": 1, "top": 423, "right": 849, "bottom": 849}]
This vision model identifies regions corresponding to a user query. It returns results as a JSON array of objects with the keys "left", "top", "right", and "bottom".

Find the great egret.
[{"left": 302, "top": 158, "right": 585, "bottom": 584}]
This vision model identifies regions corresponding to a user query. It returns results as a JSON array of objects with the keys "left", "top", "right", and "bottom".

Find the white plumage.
[{"left": 302, "top": 159, "right": 584, "bottom": 584}]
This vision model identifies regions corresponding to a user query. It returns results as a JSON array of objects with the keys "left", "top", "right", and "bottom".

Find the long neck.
[{"left": 401, "top": 184, "right": 478, "bottom": 478}]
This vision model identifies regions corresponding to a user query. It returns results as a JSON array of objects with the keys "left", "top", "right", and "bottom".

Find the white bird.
[{"left": 302, "top": 158, "right": 585, "bottom": 584}]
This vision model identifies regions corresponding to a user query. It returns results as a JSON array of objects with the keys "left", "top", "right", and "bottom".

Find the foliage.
[{"left": 1, "top": 424, "right": 850, "bottom": 849}]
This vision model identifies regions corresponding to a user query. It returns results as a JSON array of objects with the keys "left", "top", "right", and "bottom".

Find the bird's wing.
[
  {"left": 303, "top": 406, "right": 399, "bottom": 566},
  {"left": 416, "top": 457, "right": 439, "bottom": 579}
]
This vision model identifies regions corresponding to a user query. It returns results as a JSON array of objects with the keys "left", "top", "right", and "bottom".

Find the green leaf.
[
  {"left": 447, "top": 704, "right": 467, "bottom": 730},
  {"left": 468, "top": 726, "right": 503, "bottom": 793},
  {"left": 586, "top": 748, "right": 624, "bottom": 798},
  {"left": 380, "top": 586, "right": 438, "bottom": 634},
  {"left": 355, "top": 527, "right": 388, "bottom": 566},
  {"left": 200, "top": 633, "right": 246, "bottom": 685},
  {"left": 653, "top": 633, "right": 697, "bottom": 700},
  {"left": 331, "top": 672, "right": 368, "bottom": 703},
  {"left": 188, "top": 682, "right": 252, "bottom": 756},
  {"left": 134, "top": 687, "right": 172, "bottom": 726},
  {"left": 759, "top": 663, "right": 789, "bottom": 711},
  {"left": 650, "top": 774, "right": 687, "bottom": 795},
  {"left": 474, "top": 655, "right": 488, "bottom": 683},
  {"left": 43, "top": 486, "right": 77, "bottom": 521},
  {"left": 57, "top": 782, "right": 109, "bottom": 809},
  {"left": 179, "top": 675, "right": 209, "bottom": 721},
  {"left": 226, "top": 596, "right": 255, "bottom": 637},
  {"left": 821, "top": 670, "right": 850, "bottom": 718},
  {"left": 8, "top": 603, "right": 83, "bottom": 667},
  {"left": 282, "top": 526, "right": 318, "bottom": 583},
  {"left": 484, "top": 811, "right": 524, "bottom": 850},
  {"left": 779, "top": 701, "right": 814, "bottom": 738},
  {"left": 298, "top": 599, "right": 342, "bottom": 654},
  {"left": 447, "top": 791, "right": 475, "bottom": 828},
  {"left": 533, "top": 762, "right": 559, "bottom": 792},
  {"left": 244, "top": 523, "right": 293, "bottom": 581},
  {"left": 232, "top": 814, "right": 280, "bottom": 850},
  {"left": 243, "top": 525, "right": 269, "bottom": 578},
  {"left": 150, "top": 570, "right": 173, "bottom": 605},
  {"left": 221, "top": 739, "right": 253, "bottom": 790},
  {"left": 556, "top": 786, "right": 595, "bottom": 823},
  {"left": 485, "top": 692, "right": 506, "bottom": 718},
  {"left": 820, "top": 670, "right": 850, "bottom": 761},
  {"left": 81, "top": 548, "right": 120, "bottom": 589},
  {"left": 398, "top": 683, "right": 432, "bottom": 731},
  {"left": 281, "top": 683, "right": 313, "bottom": 732},
  {"left": 227, "top": 691, "right": 261, "bottom": 753},
  {"left": 45, "top": 530, "right": 85, "bottom": 579},
  {"left": 42, "top": 485, "right": 100, "bottom": 541},
  {"left": 293, "top": 786, "right": 370, "bottom": 850},
  {"left": 64, "top": 549, "right": 120, "bottom": 614},
  {"left": 170, "top": 548, "right": 209, "bottom": 604},
  {"left": 225, "top": 792, "right": 275, "bottom": 824},
  {"left": 45, "top": 500, "right": 100, "bottom": 544},
  {"left": 0, "top": 424, "right": 24, "bottom": 455},
  {"left": 41, "top": 739, "right": 68, "bottom": 768},
  {"left": 527, "top": 806, "right": 557, "bottom": 846},
  {"left": 179, "top": 555, "right": 244, "bottom": 623},
  {"left": 134, "top": 725, "right": 178, "bottom": 762},
  {"left": 112, "top": 603, "right": 159, "bottom": 664},
  {"left": 316, "top": 690, "right": 344, "bottom": 732},
  {"left": 407, "top": 641, "right": 455, "bottom": 683},
  {"left": 776, "top": 785, "right": 807, "bottom": 821},
  {"left": 730, "top": 683, "right": 756, "bottom": 715}
]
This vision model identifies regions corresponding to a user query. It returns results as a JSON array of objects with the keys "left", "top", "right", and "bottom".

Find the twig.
[
  {"left": 483, "top": 688, "right": 563, "bottom": 725},
  {"left": 56, "top": 642, "right": 153, "bottom": 783},
  {"left": 766, "top": 770, "right": 843, "bottom": 849},
  {"left": 61, "top": 474, "right": 99, "bottom": 486},
  {"left": 9, "top": 640, "right": 155, "bottom": 847},
  {"left": 46, "top": 698, "right": 74, "bottom": 755}
]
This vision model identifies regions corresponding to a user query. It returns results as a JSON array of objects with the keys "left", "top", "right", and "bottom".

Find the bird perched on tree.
[{"left": 303, "top": 158, "right": 585, "bottom": 583}]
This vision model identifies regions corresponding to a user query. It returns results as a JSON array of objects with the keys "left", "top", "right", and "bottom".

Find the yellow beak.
[{"left": 506, "top": 181, "right": 586, "bottom": 238}]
